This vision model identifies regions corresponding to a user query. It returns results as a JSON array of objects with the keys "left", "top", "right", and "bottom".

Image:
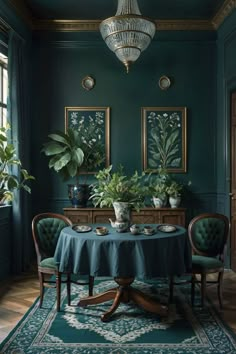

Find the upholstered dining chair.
[
  {"left": 32, "top": 212, "right": 94, "bottom": 311},
  {"left": 188, "top": 213, "right": 230, "bottom": 308}
]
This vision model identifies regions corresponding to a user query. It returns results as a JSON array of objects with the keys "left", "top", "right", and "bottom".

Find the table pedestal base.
[{"left": 78, "top": 277, "right": 168, "bottom": 322}]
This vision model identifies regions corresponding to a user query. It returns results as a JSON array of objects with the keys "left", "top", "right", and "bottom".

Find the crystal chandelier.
[{"left": 99, "top": 0, "right": 156, "bottom": 73}]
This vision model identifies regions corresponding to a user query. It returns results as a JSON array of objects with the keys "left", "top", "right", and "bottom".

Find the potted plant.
[
  {"left": 166, "top": 180, "right": 184, "bottom": 208},
  {"left": 151, "top": 182, "right": 168, "bottom": 208},
  {"left": 90, "top": 165, "right": 148, "bottom": 229},
  {"left": 0, "top": 124, "right": 35, "bottom": 204},
  {"left": 148, "top": 166, "right": 170, "bottom": 208},
  {"left": 41, "top": 127, "right": 105, "bottom": 207}
]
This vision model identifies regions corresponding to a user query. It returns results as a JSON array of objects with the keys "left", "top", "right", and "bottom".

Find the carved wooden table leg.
[
  {"left": 78, "top": 277, "right": 168, "bottom": 321},
  {"left": 78, "top": 289, "right": 117, "bottom": 306},
  {"left": 129, "top": 287, "right": 167, "bottom": 316}
]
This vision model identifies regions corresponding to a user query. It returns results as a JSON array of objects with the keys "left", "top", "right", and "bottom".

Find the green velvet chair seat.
[
  {"left": 40, "top": 257, "right": 58, "bottom": 270},
  {"left": 192, "top": 255, "right": 223, "bottom": 270}
]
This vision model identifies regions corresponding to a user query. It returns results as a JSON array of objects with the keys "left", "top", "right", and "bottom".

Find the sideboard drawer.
[
  {"left": 132, "top": 210, "right": 159, "bottom": 224},
  {"left": 93, "top": 210, "right": 115, "bottom": 224},
  {"left": 63, "top": 207, "right": 186, "bottom": 227},
  {"left": 64, "top": 209, "right": 92, "bottom": 224},
  {"left": 160, "top": 210, "right": 185, "bottom": 226}
]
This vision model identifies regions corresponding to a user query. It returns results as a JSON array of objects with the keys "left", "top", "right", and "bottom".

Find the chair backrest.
[
  {"left": 32, "top": 212, "right": 72, "bottom": 263},
  {"left": 188, "top": 213, "right": 230, "bottom": 259}
]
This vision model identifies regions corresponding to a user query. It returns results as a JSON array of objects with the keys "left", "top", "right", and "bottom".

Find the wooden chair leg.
[
  {"left": 218, "top": 271, "right": 224, "bottom": 309},
  {"left": 201, "top": 273, "right": 206, "bottom": 307},
  {"left": 89, "top": 275, "right": 94, "bottom": 296},
  {"left": 169, "top": 276, "right": 174, "bottom": 303},
  {"left": 56, "top": 272, "right": 62, "bottom": 312},
  {"left": 191, "top": 274, "right": 195, "bottom": 306},
  {"left": 67, "top": 274, "right": 71, "bottom": 306},
  {"left": 38, "top": 271, "right": 44, "bottom": 308}
]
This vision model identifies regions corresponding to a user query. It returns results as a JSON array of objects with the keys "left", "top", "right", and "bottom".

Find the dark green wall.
[
  {"left": 216, "top": 10, "right": 236, "bottom": 267},
  {"left": 31, "top": 31, "right": 217, "bottom": 218},
  {"left": 217, "top": 10, "right": 236, "bottom": 216}
]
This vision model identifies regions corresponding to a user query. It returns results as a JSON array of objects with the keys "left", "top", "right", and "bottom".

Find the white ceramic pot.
[
  {"left": 153, "top": 195, "right": 167, "bottom": 208},
  {"left": 169, "top": 196, "right": 181, "bottom": 208},
  {"left": 153, "top": 197, "right": 164, "bottom": 208}
]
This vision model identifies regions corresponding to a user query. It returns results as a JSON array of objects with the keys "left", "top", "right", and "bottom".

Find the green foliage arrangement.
[
  {"left": 166, "top": 180, "right": 191, "bottom": 198},
  {"left": 0, "top": 124, "right": 35, "bottom": 203},
  {"left": 90, "top": 165, "right": 148, "bottom": 211},
  {"left": 147, "top": 165, "right": 191, "bottom": 204},
  {"left": 41, "top": 128, "right": 84, "bottom": 182},
  {"left": 166, "top": 181, "right": 183, "bottom": 198},
  {"left": 41, "top": 127, "right": 105, "bottom": 183},
  {"left": 148, "top": 166, "right": 170, "bottom": 199}
]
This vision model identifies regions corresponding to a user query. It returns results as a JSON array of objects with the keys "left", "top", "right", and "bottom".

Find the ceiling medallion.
[
  {"left": 82, "top": 76, "right": 95, "bottom": 91},
  {"left": 99, "top": 0, "right": 156, "bottom": 73}
]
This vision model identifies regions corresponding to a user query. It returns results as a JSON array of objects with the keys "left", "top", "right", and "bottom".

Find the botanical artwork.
[
  {"left": 142, "top": 107, "right": 187, "bottom": 173},
  {"left": 65, "top": 107, "right": 110, "bottom": 174}
]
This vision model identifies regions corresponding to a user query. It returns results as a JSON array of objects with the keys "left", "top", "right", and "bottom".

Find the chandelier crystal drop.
[{"left": 99, "top": 0, "right": 156, "bottom": 73}]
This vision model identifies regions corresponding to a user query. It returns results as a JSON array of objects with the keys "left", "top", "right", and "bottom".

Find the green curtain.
[
  {"left": 0, "top": 29, "right": 8, "bottom": 56},
  {"left": 8, "top": 29, "right": 32, "bottom": 274}
]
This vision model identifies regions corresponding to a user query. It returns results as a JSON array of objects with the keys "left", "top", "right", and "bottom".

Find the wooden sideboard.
[{"left": 63, "top": 207, "right": 186, "bottom": 227}]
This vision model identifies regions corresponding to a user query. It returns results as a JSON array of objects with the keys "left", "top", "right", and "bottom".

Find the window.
[{"left": 0, "top": 52, "right": 8, "bottom": 128}]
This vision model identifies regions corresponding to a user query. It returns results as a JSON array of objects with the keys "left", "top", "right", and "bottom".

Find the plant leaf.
[
  {"left": 53, "top": 153, "right": 71, "bottom": 171},
  {"left": 41, "top": 142, "right": 67, "bottom": 156}
]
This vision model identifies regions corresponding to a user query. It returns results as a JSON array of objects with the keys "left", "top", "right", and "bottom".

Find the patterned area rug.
[{"left": 1, "top": 278, "right": 236, "bottom": 354}]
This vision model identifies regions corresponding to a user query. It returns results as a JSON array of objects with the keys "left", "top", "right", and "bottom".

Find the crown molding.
[
  {"left": 32, "top": 19, "right": 214, "bottom": 32},
  {"left": 0, "top": 19, "right": 10, "bottom": 34},
  {"left": 32, "top": 19, "right": 101, "bottom": 32},
  {"left": 5, "top": 0, "right": 236, "bottom": 33},
  {"left": 155, "top": 20, "right": 213, "bottom": 31},
  {"left": 212, "top": 0, "right": 236, "bottom": 29}
]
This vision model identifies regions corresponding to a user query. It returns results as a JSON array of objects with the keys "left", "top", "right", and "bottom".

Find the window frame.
[{"left": 0, "top": 53, "right": 8, "bottom": 127}]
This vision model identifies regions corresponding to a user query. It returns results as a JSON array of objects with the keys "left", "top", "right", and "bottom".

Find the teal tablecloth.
[{"left": 54, "top": 224, "right": 192, "bottom": 278}]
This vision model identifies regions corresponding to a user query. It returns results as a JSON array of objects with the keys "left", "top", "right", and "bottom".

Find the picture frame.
[
  {"left": 141, "top": 107, "right": 187, "bottom": 173},
  {"left": 65, "top": 106, "right": 110, "bottom": 174}
]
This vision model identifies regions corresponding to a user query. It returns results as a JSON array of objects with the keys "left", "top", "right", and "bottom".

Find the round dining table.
[{"left": 54, "top": 223, "right": 191, "bottom": 321}]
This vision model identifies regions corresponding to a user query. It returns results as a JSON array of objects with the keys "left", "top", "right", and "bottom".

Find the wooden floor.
[{"left": 0, "top": 269, "right": 236, "bottom": 343}]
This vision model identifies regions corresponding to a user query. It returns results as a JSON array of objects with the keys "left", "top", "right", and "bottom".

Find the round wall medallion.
[
  {"left": 82, "top": 76, "right": 95, "bottom": 91},
  {"left": 159, "top": 75, "right": 171, "bottom": 90}
]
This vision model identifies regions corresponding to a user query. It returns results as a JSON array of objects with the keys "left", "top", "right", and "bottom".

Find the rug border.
[
  {"left": 206, "top": 293, "right": 236, "bottom": 341},
  {"left": 0, "top": 295, "right": 40, "bottom": 349}
]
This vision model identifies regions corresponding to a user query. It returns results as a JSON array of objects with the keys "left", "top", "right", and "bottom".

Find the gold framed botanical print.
[
  {"left": 141, "top": 107, "right": 187, "bottom": 173},
  {"left": 65, "top": 106, "right": 110, "bottom": 174}
]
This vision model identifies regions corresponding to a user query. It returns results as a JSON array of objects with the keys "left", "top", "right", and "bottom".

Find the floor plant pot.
[{"left": 68, "top": 184, "right": 90, "bottom": 208}]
